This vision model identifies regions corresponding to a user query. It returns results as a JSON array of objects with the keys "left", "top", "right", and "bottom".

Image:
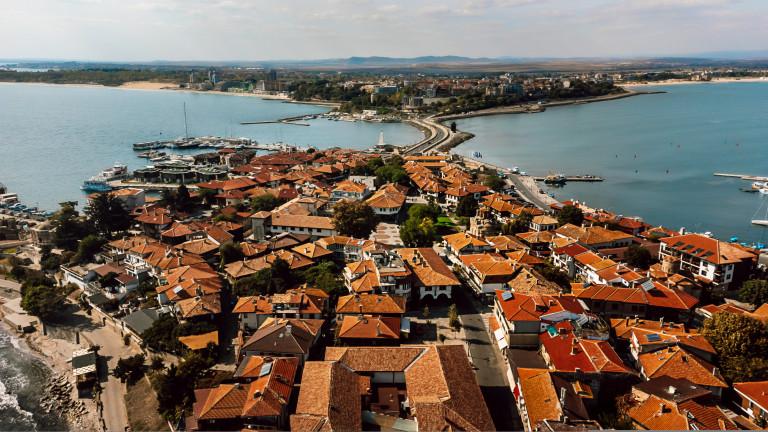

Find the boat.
[
  {"left": 81, "top": 163, "right": 128, "bottom": 192},
  {"left": 761, "top": 189, "right": 768, "bottom": 195},
  {"left": 544, "top": 173, "right": 567, "bottom": 185},
  {"left": 81, "top": 179, "right": 113, "bottom": 192},
  {"left": 133, "top": 141, "right": 164, "bottom": 151},
  {"left": 753, "top": 182, "right": 768, "bottom": 190},
  {"left": 752, "top": 220, "right": 768, "bottom": 227}
]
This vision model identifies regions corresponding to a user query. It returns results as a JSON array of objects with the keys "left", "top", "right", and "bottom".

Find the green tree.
[
  {"left": 73, "top": 234, "right": 106, "bottom": 264},
  {"left": 408, "top": 203, "right": 440, "bottom": 222},
  {"left": 218, "top": 242, "right": 243, "bottom": 268},
  {"left": 537, "top": 264, "right": 571, "bottom": 290},
  {"left": 302, "top": 261, "right": 344, "bottom": 295},
  {"left": 250, "top": 193, "right": 284, "bottom": 212},
  {"left": 625, "top": 244, "right": 653, "bottom": 269},
  {"left": 85, "top": 192, "right": 132, "bottom": 238},
  {"left": 234, "top": 257, "right": 295, "bottom": 296},
  {"left": 142, "top": 314, "right": 182, "bottom": 353},
  {"left": 154, "top": 351, "right": 214, "bottom": 421},
  {"left": 501, "top": 212, "right": 533, "bottom": 235},
  {"left": 175, "top": 184, "right": 194, "bottom": 212},
  {"left": 448, "top": 304, "right": 460, "bottom": 330},
  {"left": 197, "top": 188, "right": 217, "bottom": 206},
  {"left": 483, "top": 173, "right": 505, "bottom": 191},
  {"left": 422, "top": 305, "right": 430, "bottom": 320},
  {"left": 557, "top": 205, "right": 584, "bottom": 226},
  {"left": 150, "top": 356, "right": 165, "bottom": 371},
  {"left": 400, "top": 217, "right": 437, "bottom": 247},
  {"left": 52, "top": 201, "right": 91, "bottom": 251},
  {"left": 21, "top": 284, "right": 66, "bottom": 320},
  {"left": 113, "top": 354, "right": 146, "bottom": 385},
  {"left": 456, "top": 195, "right": 479, "bottom": 217},
  {"left": 740, "top": 279, "right": 768, "bottom": 306},
  {"left": 702, "top": 312, "right": 768, "bottom": 381},
  {"left": 332, "top": 200, "right": 378, "bottom": 238}
]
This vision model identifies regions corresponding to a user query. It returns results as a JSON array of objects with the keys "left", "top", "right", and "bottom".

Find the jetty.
[
  {"left": 240, "top": 114, "right": 312, "bottom": 126},
  {"left": 714, "top": 172, "right": 768, "bottom": 182},
  {"left": 533, "top": 175, "right": 604, "bottom": 182}
]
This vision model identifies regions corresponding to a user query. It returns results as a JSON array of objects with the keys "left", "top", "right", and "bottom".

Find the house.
[
  {"left": 530, "top": 215, "right": 559, "bottom": 232},
  {"left": 188, "top": 356, "right": 299, "bottom": 431},
  {"left": 628, "top": 377, "right": 737, "bottom": 430},
  {"left": 344, "top": 253, "right": 412, "bottom": 298},
  {"left": 60, "top": 263, "right": 99, "bottom": 290},
  {"left": 396, "top": 248, "right": 461, "bottom": 301},
  {"left": 337, "top": 315, "right": 402, "bottom": 345},
  {"left": 268, "top": 213, "right": 336, "bottom": 239},
  {"left": 733, "top": 380, "right": 768, "bottom": 425},
  {"left": 134, "top": 206, "right": 174, "bottom": 238},
  {"left": 316, "top": 235, "right": 378, "bottom": 262},
  {"left": 494, "top": 290, "right": 589, "bottom": 347},
  {"left": 366, "top": 184, "right": 407, "bottom": 218},
  {"left": 554, "top": 223, "right": 635, "bottom": 250},
  {"left": 539, "top": 322, "right": 634, "bottom": 398},
  {"left": 507, "top": 267, "right": 562, "bottom": 295},
  {"left": 335, "top": 293, "right": 406, "bottom": 320},
  {"left": 513, "top": 368, "right": 592, "bottom": 432},
  {"left": 516, "top": 231, "right": 555, "bottom": 255},
  {"left": 611, "top": 317, "right": 716, "bottom": 362},
  {"left": 659, "top": 233, "right": 756, "bottom": 290},
  {"left": 444, "top": 183, "right": 489, "bottom": 207},
  {"left": 442, "top": 232, "right": 493, "bottom": 263},
  {"left": 232, "top": 288, "right": 328, "bottom": 330},
  {"left": 121, "top": 308, "right": 161, "bottom": 343},
  {"left": 239, "top": 318, "right": 323, "bottom": 364},
  {"left": 109, "top": 188, "right": 146, "bottom": 209},
  {"left": 290, "top": 345, "right": 494, "bottom": 432},
  {"left": 459, "top": 253, "right": 517, "bottom": 296},
  {"left": 636, "top": 346, "right": 727, "bottom": 397},
  {"left": 573, "top": 281, "right": 698, "bottom": 321},
  {"left": 331, "top": 180, "right": 370, "bottom": 201}
]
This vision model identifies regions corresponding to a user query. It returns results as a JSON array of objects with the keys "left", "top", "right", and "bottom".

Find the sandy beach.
[
  {"left": 621, "top": 76, "right": 768, "bottom": 87},
  {"left": 118, "top": 81, "right": 177, "bottom": 90}
]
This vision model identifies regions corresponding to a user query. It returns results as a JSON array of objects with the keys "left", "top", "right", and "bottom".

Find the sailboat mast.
[{"left": 183, "top": 102, "right": 189, "bottom": 140}]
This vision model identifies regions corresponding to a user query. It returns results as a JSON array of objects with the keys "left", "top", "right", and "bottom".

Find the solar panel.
[
  {"left": 501, "top": 291, "right": 513, "bottom": 301},
  {"left": 640, "top": 279, "right": 655, "bottom": 291},
  {"left": 259, "top": 361, "right": 273, "bottom": 377},
  {"left": 646, "top": 334, "right": 662, "bottom": 342}
]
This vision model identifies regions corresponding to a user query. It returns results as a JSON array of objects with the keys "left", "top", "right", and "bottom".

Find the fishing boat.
[
  {"left": 752, "top": 220, "right": 768, "bottom": 227},
  {"left": 752, "top": 181, "right": 768, "bottom": 190},
  {"left": 133, "top": 141, "right": 164, "bottom": 151}
]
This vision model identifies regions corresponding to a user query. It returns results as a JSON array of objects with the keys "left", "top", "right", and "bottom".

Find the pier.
[
  {"left": 533, "top": 175, "right": 604, "bottom": 182},
  {"left": 714, "top": 172, "right": 768, "bottom": 182},
  {"left": 107, "top": 180, "right": 199, "bottom": 192},
  {"left": 240, "top": 114, "right": 312, "bottom": 126}
]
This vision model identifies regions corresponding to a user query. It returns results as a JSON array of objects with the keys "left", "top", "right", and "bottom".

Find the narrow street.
[
  {"left": 82, "top": 323, "right": 136, "bottom": 432},
  {"left": 454, "top": 288, "right": 522, "bottom": 431}
]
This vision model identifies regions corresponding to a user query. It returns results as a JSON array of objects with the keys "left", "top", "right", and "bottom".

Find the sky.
[{"left": 2, "top": 0, "right": 768, "bottom": 62}]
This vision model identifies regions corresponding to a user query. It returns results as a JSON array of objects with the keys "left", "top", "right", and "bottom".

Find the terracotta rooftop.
[
  {"left": 660, "top": 233, "right": 756, "bottom": 265},
  {"left": 395, "top": 248, "right": 460, "bottom": 287},
  {"left": 336, "top": 293, "right": 406, "bottom": 315},
  {"left": 638, "top": 346, "right": 727, "bottom": 388}
]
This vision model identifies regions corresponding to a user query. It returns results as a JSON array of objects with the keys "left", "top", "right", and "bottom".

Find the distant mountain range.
[{"left": 4, "top": 52, "right": 768, "bottom": 72}]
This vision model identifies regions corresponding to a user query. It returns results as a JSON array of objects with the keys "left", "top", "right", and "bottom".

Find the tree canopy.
[
  {"left": 557, "top": 205, "right": 584, "bottom": 226},
  {"left": 332, "top": 200, "right": 378, "bottom": 239},
  {"left": 625, "top": 244, "right": 653, "bottom": 270},
  {"left": 21, "top": 283, "right": 66, "bottom": 320},
  {"left": 483, "top": 173, "right": 505, "bottom": 191},
  {"left": 502, "top": 212, "right": 533, "bottom": 235},
  {"left": 52, "top": 201, "right": 91, "bottom": 251},
  {"left": 250, "top": 193, "right": 285, "bottom": 212},
  {"left": 85, "top": 193, "right": 132, "bottom": 238},
  {"left": 455, "top": 195, "right": 479, "bottom": 217},
  {"left": 302, "top": 261, "right": 345, "bottom": 295},
  {"left": 702, "top": 312, "right": 768, "bottom": 382},
  {"left": 73, "top": 234, "right": 107, "bottom": 264},
  {"left": 739, "top": 279, "right": 768, "bottom": 306}
]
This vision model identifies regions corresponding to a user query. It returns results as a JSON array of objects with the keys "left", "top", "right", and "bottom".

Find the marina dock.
[{"left": 714, "top": 172, "right": 768, "bottom": 182}]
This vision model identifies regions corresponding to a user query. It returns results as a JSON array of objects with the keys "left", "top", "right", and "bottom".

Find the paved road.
[
  {"left": 506, "top": 175, "right": 557, "bottom": 210},
  {"left": 454, "top": 288, "right": 522, "bottom": 431},
  {"left": 404, "top": 117, "right": 451, "bottom": 155},
  {"left": 82, "top": 315, "right": 138, "bottom": 431}
]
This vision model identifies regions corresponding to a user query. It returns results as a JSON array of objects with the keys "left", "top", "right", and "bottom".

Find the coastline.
[
  {"left": 621, "top": 76, "right": 768, "bottom": 87},
  {"left": 0, "top": 289, "right": 100, "bottom": 431}
]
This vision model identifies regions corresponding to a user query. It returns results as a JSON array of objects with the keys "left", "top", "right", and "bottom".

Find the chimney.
[
  {"left": 625, "top": 316, "right": 630, "bottom": 326},
  {"left": 559, "top": 387, "right": 568, "bottom": 421},
  {"left": 570, "top": 339, "right": 579, "bottom": 355},
  {"left": 658, "top": 403, "right": 665, "bottom": 414},
  {"left": 285, "top": 324, "right": 292, "bottom": 334},
  {"left": 713, "top": 367, "right": 719, "bottom": 376},
  {"left": 659, "top": 317, "right": 664, "bottom": 328},
  {"left": 376, "top": 321, "right": 382, "bottom": 336},
  {"left": 667, "top": 386, "right": 677, "bottom": 395}
]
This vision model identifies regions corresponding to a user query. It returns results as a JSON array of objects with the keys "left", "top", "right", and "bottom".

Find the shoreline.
[
  {"left": 0, "top": 80, "right": 340, "bottom": 109},
  {"left": 0, "top": 317, "right": 100, "bottom": 431},
  {"left": 621, "top": 76, "right": 768, "bottom": 87}
]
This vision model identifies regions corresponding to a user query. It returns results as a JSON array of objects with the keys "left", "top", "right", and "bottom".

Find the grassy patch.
[{"left": 125, "top": 376, "right": 166, "bottom": 432}]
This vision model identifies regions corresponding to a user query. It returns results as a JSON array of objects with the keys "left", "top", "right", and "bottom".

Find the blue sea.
[
  {"left": 453, "top": 82, "right": 768, "bottom": 243},
  {"left": 0, "top": 83, "right": 423, "bottom": 211}
]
